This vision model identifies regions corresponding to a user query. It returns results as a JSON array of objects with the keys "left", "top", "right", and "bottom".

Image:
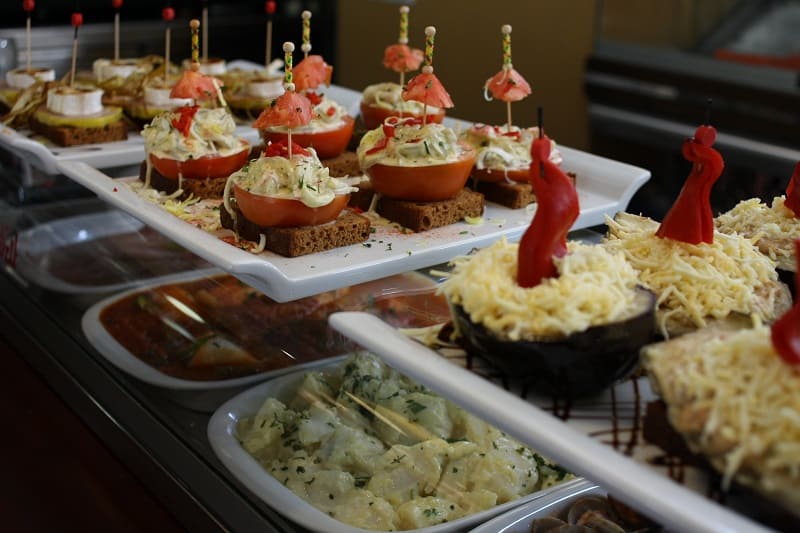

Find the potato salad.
[{"left": 238, "top": 352, "right": 570, "bottom": 531}]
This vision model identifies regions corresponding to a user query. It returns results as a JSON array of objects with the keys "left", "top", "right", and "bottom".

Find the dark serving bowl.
[{"left": 451, "top": 287, "right": 656, "bottom": 398}]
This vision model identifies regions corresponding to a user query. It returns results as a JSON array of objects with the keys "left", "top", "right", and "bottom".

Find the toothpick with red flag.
[
  {"left": 402, "top": 26, "right": 454, "bottom": 125},
  {"left": 484, "top": 25, "right": 531, "bottom": 131}
]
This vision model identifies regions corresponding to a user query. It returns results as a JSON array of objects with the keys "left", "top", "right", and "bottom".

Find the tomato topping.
[
  {"left": 383, "top": 43, "right": 424, "bottom": 73},
  {"left": 784, "top": 162, "right": 800, "bottom": 217},
  {"left": 253, "top": 91, "right": 313, "bottom": 129},
  {"left": 326, "top": 106, "right": 336, "bottom": 117},
  {"left": 517, "top": 134, "right": 579, "bottom": 288},
  {"left": 260, "top": 115, "right": 354, "bottom": 159},
  {"left": 171, "top": 105, "right": 199, "bottom": 137},
  {"left": 264, "top": 140, "right": 311, "bottom": 159},
  {"left": 234, "top": 186, "right": 349, "bottom": 227},
  {"left": 170, "top": 70, "right": 220, "bottom": 101},
  {"left": 484, "top": 67, "right": 532, "bottom": 103},
  {"left": 365, "top": 142, "right": 476, "bottom": 202},
  {"left": 770, "top": 240, "right": 800, "bottom": 365},
  {"left": 655, "top": 124, "right": 724, "bottom": 244},
  {"left": 402, "top": 72, "right": 454, "bottom": 109},
  {"left": 150, "top": 140, "right": 250, "bottom": 180}
]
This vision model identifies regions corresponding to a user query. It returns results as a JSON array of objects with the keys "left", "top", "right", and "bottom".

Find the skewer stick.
[
  {"left": 537, "top": 106, "right": 544, "bottom": 177},
  {"left": 23, "top": 0, "right": 35, "bottom": 72},
  {"left": 397, "top": 5, "right": 408, "bottom": 87},
  {"left": 190, "top": 19, "right": 200, "bottom": 69},
  {"left": 502, "top": 24, "right": 513, "bottom": 131},
  {"left": 301, "top": 10, "right": 311, "bottom": 60},
  {"left": 70, "top": 12, "right": 83, "bottom": 87},
  {"left": 283, "top": 41, "right": 294, "bottom": 159},
  {"left": 112, "top": 0, "right": 123, "bottom": 62},
  {"left": 421, "top": 26, "right": 436, "bottom": 126},
  {"left": 162, "top": 6, "right": 175, "bottom": 84},
  {"left": 265, "top": 1, "right": 276, "bottom": 69},
  {"left": 202, "top": 1, "right": 208, "bottom": 62}
]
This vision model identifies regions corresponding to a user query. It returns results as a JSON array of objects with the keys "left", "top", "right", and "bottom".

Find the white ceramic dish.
[
  {"left": 207, "top": 361, "right": 590, "bottom": 533},
  {"left": 328, "top": 312, "right": 772, "bottom": 533},
  {"left": 469, "top": 480, "right": 604, "bottom": 533},
  {"left": 81, "top": 270, "right": 343, "bottom": 410},
  {"left": 56, "top": 144, "right": 648, "bottom": 302},
  {"left": 14, "top": 210, "right": 210, "bottom": 294}
]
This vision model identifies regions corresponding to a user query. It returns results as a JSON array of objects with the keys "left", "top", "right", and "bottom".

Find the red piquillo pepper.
[
  {"left": 171, "top": 105, "right": 200, "bottom": 137},
  {"left": 517, "top": 134, "right": 579, "bottom": 288},
  {"left": 263, "top": 140, "right": 311, "bottom": 158},
  {"left": 783, "top": 162, "right": 800, "bottom": 217},
  {"left": 365, "top": 116, "right": 424, "bottom": 156},
  {"left": 770, "top": 240, "right": 800, "bottom": 365},
  {"left": 655, "top": 124, "right": 724, "bottom": 244}
]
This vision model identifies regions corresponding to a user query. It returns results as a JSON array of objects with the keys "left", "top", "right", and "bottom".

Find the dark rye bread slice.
[
  {"left": 30, "top": 116, "right": 128, "bottom": 147},
  {"left": 138, "top": 161, "right": 227, "bottom": 200},
  {"left": 321, "top": 151, "right": 361, "bottom": 177},
  {"left": 473, "top": 171, "right": 577, "bottom": 209},
  {"left": 378, "top": 189, "right": 484, "bottom": 232},
  {"left": 220, "top": 201, "right": 371, "bottom": 257}
]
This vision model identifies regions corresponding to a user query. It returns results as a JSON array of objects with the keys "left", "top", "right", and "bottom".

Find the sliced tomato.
[
  {"left": 360, "top": 102, "right": 445, "bottom": 131},
  {"left": 150, "top": 140, "right": 250, "bottom": 180},
  {"left": 366, "top": 143, "right": 476, "bottom": 201},
  {"left": 260, "top": 115, "right": 354, "bottom": 159},
  {"left": 471, "top": 166, "right": 529, "bottom": 183},
  {"left": 234, "top": 186, "right": 349, "bottom": 227}
]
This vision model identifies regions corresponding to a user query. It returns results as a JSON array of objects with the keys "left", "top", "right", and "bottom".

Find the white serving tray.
[
  {"left": 56, "top": 145, "right": 648, "bottom": 302},
  {"left": 0, "top": 64, "right": 361, "bottom": 175},
  {"left": 81, "top": 269, "right": 344, "bottom": 411},
  {"left": 207, "top": 359, "right": 590, "bottom": 533},
  {"left": 328, "top": 312, "right": 772, "bottom": 533},
  {"left": 469, "top": 480, "right": 603, "bottom": 533}
]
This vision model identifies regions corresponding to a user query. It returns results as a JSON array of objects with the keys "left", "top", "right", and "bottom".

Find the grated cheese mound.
[
  {"left": 604, "top": 213, "right": 779, "bottom": 337},
  {"left": 644, "top": 326, "right": 800, "bottom": 505},
  {"left": 716, "top": 196, "right": 799, "bottom": 270},
  {"left": 439, "top": 239, "right": 642, "bottom": 340}
]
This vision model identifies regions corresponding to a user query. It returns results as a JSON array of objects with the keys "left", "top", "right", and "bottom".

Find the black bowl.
[{"left": 451, "top": 287, "right": 656, "bottom": 398}]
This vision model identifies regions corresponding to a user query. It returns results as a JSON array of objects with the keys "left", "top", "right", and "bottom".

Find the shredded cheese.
[
  {"left": 604, "top": 213, "right": 780, "bottom": 337},
  {"left": 644, "top": 326, "right": 800, "bottom": 504},
  {"left": 439, "top": 239, "right": 642, "bottom": 340},
  {"left": 716, "top": 196, "right": 799, "bottom": 270}
]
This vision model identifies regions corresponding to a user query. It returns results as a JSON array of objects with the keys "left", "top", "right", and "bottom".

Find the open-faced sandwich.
[
  {"left": 355, "top": 27, "right": 481, "bottom": 232},
  {"left": 716, "top": 161, "right": 800, "bottom": 288},
  {"left": 440, "top": 130, "right": 656, "bottom": 396},
  {"left": 219, "top": 42, "right": 369, "bottom": 257},
  {"left": 459, "top": 25, "right": 565, "bottom": 209},
  {"left": 359, "top": 5, "right": 443, "bottom": 131},
  {"left": 642, "top": 241, "right": 800, "bottom": 517},
  {"left": 28, "top": 11, "right": 128, "bottom": 146},
  {"left": 257, "top": 11, "right": 354, "bottom": 160},
  {"left": 604, "top": 120, "right": 791, "bottom": 338},
  {"left": 139, "top": 19, "right": 249, "bottom": 199},
  {"left": 0, "top": 2, "right": 56, "bottom": 119}
]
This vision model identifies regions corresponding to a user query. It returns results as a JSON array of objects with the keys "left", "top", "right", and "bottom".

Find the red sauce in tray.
[{"left": 98, "top": 272, "right": 450, "bottom": 381}]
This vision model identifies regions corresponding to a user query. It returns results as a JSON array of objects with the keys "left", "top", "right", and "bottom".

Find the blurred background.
[{"left": 1, "top": 0, "right": 799, "bottom": 218}]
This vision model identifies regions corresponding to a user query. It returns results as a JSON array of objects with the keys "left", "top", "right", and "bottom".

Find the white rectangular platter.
[
  {"left": 328, "top": 312, "right": 772, "bottom": 533},
  {"left": 0, "top": 81, "right": 361, "bottom": 175},
  {"left": 56, "top": 146, "right": 649, "bottom": 302}
]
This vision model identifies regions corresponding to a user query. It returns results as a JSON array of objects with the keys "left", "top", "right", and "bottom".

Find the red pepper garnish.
[
  {"left": 326, "top": 106, "right": 336, "bottom": 117},
  {"left": 71, "top": 12, "right": 83, "bottom": 27},
  {"left": 655, "top": 124, "right": 724, "bottom": 244},
  {"left": 770, "top": 240, "right": 800, "bottom": 365},
  {"left": 517, "top": 134, "right": 580, "bottom": 288},
  {"left": 784, "top": 162, "right": 800, "bottom": 217},
  {"left": 112, "top": 0, "right": 123, "bottom": 9},
  {"left": 265, "top": 1, "right": 276, "bottom": 15},
  {"left": 264, "top": 140, "right": 311, "bottom": 158},
  {"left": 171, "top": 105, "right": 200, "bottom": 137},
  {"left": 162, "top": 7, "right": 175, "bottom": 21},
  {"left": 23, "top": 0, "right": 35, "bottom": 12},
  {"left": 305, "top": 91, "right": 322, "bottom": 106}
]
